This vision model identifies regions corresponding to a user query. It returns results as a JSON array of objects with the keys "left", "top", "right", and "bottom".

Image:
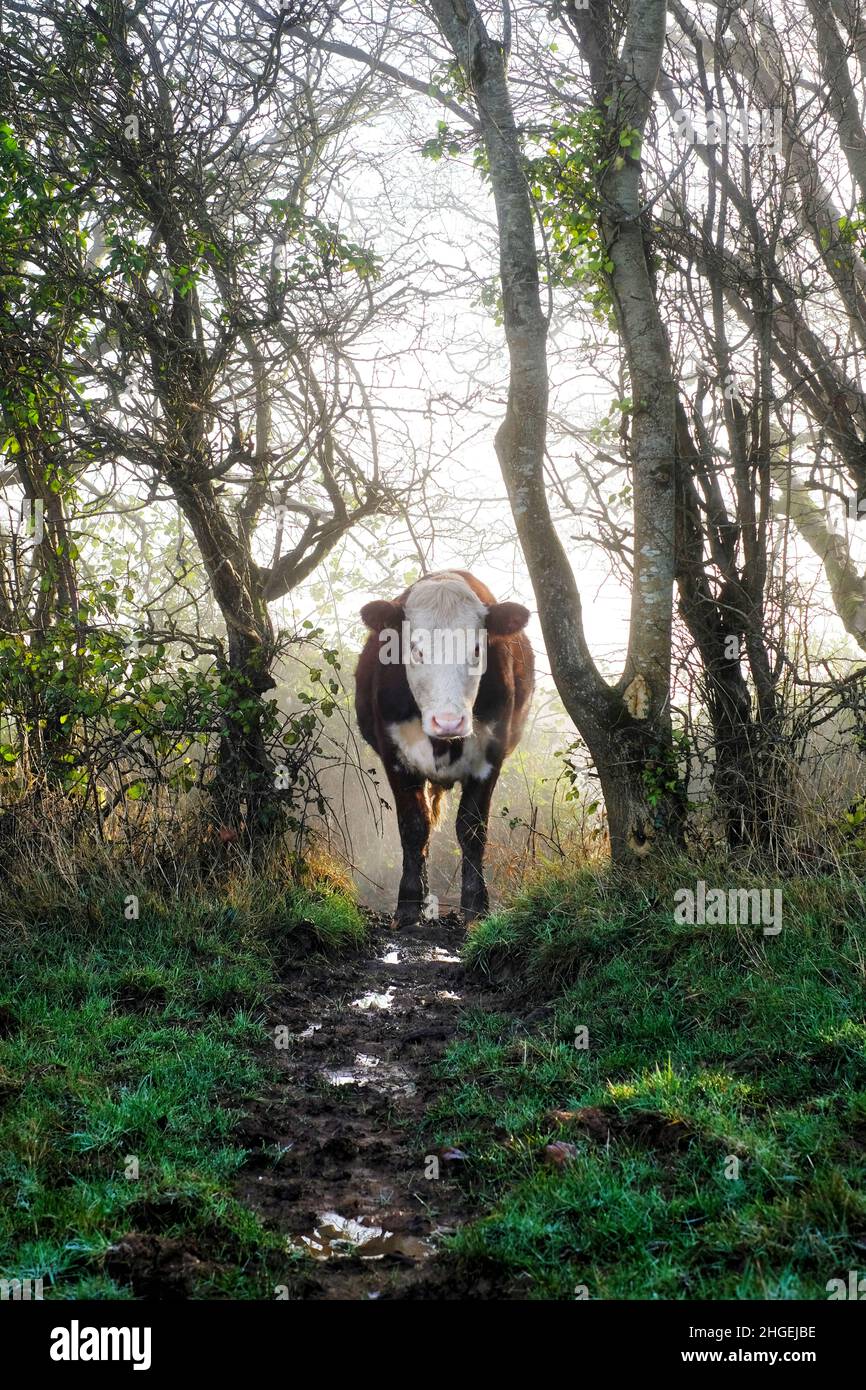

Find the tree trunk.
[
  {"left": 213, "top": 630, "right": 278, "bottom": 840},
  {"left": 167, "top": 470, "right": 277, "bottom": 838},
  {"left": 429, "top": 0, "right": 682, "bottom": 862}
]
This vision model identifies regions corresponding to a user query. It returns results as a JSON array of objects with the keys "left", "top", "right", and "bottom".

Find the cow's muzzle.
[{"left": 428, "top": 712, "right": 470, "bottom": 739}]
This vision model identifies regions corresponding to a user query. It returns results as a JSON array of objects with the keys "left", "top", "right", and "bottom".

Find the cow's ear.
[
  {"left": 486, "top": 601, "right": 530, "bottom": 637},
  {"left": 360, "top": 599, "right": 403, "bottom": 633}
]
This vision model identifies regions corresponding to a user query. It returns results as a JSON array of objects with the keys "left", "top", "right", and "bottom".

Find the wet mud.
[{"left": 234, "top": 911, "right": 505, "bottom": 1300}]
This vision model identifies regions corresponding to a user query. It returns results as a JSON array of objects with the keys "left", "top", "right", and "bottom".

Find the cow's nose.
[{"left": 431, "top": 713, "right": 466, "bottom": 737}]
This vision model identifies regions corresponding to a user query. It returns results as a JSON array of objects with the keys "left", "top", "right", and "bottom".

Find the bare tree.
[
  {"left": 422, "top": 0, "right": 685, "bottom": 859},
  {"left": 3, "top": 0, "right": 417, "bottom": 832}
]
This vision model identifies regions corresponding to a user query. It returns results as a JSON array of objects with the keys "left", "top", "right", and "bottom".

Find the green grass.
[
  {"left": 0, "top": 870, "right": 366, "bottom": 1299},
  {"left": 426, "top": 861, "right": 866, "bottom": 1299}
]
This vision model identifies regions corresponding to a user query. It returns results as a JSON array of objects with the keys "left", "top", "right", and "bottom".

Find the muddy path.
[{"left": 235, "top": 911, "right": 506, "bottom": 1299}]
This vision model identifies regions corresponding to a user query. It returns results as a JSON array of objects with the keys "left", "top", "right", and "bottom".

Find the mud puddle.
[
  {"left": 321, "top": 1053, "right": 416, "bottom": 1097},
  {"left": 295, "top": 1213, "right": 432, "bottom": 1262},
  {"left": 233, "top": 911, "right": 497, "bottom": 1299}
]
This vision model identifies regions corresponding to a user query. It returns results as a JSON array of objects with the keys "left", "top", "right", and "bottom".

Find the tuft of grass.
[
  {"left": 0, "top": 843, "right": 366, "bottom": 1299},
  {"left": 427, "top": 862, "right": 866, "bottom": 1299}
]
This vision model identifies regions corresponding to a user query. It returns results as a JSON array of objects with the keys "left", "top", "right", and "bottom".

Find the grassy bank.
[
  {"left": 428, "top": 863, "right": 866, "bottom": 1299},
  {"left": 0, "top": 856, "right": 366, "bottom": 1299}
]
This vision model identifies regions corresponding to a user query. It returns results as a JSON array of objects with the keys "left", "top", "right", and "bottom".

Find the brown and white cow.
[{"left": 355, "top": 570, "right": 534, "bottom": 926}]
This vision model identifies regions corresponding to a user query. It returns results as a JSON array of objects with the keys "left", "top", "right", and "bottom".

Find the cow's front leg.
[
  {"left": 456, "top": 771, "right": 498, "bottom": 923},
  {"left": 392, "top": 776, "right": 432, "bottom": 927}
]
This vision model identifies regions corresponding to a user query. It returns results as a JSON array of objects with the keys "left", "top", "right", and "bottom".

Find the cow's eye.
[
  {"left": 410, "top": 645, "right": 424, "bottom": 665},
  {"left": 473, "top": 643, "right": 481, "bottom": 660}
]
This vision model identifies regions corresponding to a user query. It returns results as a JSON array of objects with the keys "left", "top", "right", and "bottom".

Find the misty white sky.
[
  {"left": 269, "top": 89, "right": 862, "bottom": 708},
  {"left": 10, "top": 3, "right": 860, "bottom": 733}
]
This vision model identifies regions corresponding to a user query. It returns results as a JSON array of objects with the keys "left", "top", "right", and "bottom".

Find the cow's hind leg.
[
  {"left": 392, "top": 775, "right": 432, "bottom": 927},
  {"left": 456, "top": 771, "right": 498, "bottom": 923}
]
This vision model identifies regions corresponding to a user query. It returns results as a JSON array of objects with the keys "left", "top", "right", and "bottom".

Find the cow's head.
[{"left": 361, "top": 573, "right": 530, "bottom": 739}]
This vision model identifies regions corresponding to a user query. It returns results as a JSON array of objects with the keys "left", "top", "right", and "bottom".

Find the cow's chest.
[{"left": 387, "top": 718, "right": 494, "bottom": 785}]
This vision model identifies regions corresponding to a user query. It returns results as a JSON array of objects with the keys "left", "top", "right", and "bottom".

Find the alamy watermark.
[
  {"left": 377, "top": 623, "right": 487, "bottom": 670},
  {"left": 674, "top": 880, "right": 782, "bottom": 935},
  {"left": 672, "top": 105, "right": 782, "bottom": 154},
  {"left": 1, "top": 1276, "right": 43, "bottom": 1300},
  {"left": 829, "top": 491, "right": 866, "bottom": 532},
  {"left": 827, "top": 1270, "right": 866, "bottom": 1299},
  {"left": 49, "top": 1321, "right": 152, "bottom": 1370},
  {"left": 0, "top": 497, "right": 43, "bottom": 546}
]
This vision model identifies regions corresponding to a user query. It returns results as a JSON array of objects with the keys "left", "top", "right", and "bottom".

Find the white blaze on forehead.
[
  {"left": 404, "top": 574, "right": 488, "bottom": 733},
  {"left": 404, "top": 573, "right": 488, "bottom": 634}
]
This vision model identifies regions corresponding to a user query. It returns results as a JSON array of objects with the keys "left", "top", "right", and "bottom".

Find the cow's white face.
[
  {"left": 403, "top": 576, "right": 488, "bottom": 738},
  {"left": 360, "top": 573, "right": 531, "bottom": 742}
]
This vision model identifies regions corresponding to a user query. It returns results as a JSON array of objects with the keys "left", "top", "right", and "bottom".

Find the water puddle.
[
  {"left": 296, "top": 1022, "right": 322, "bottom": 1040},
  {"left": 420, "top": 946, "right": 461, "bottom": 964},
  {"left": 322, "top": 1053, "right": 416, "bottom": 1097},
  {"left": 350, "top": 987, "right": 396, "bottom": 1011},
  {"left": 295, "top": 1212, "right": 430, "bottom": 1261}
]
